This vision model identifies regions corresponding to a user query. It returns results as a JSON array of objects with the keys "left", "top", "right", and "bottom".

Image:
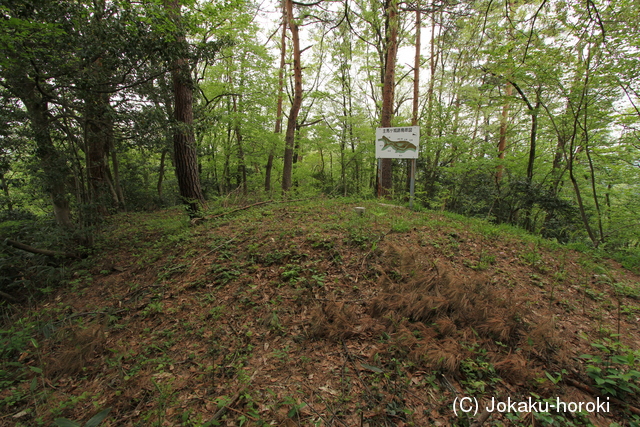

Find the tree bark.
[
  {"left": 527, "top": 100, "right": 540, "bottom": 181},
  {"left": 412, "top": 5, "right": 421, "bottom": 127},
  {"left": 407, "top": 4, "right": 421, "bottom": 199},
  {"left": 6, "top": 239, "right": 77, "bottom": 259},
  {"left": 265, "top": 153, "right": 274, "bottom": 193},
  {"left": 0, "top": 172, "right": 12, "bottom": 211},
  {"left": 165, "top": 0, "right": 206, "bottom": 215},
  {"left": 15, "top": 76, "right": 73, "bottom": 228},
  {"left": 111, "top": 149, "right": 125, "bottom": 210},
  {"left": 509, "top": 82, "right": 540, "bottom": 181},
  {"left": 267, "top": 0, "right": 288, "bottom": 193},
  {"left": 157, "top": 149, "right": 167, "bottom": 200},
  {"left": 425, "top": 15, "right": 437, "bottom": 139},
  {"left": 424, "top": 14, "right": 439, "bottom": 198},
  {"left": 496, "top": 82, "right": 512, "bottom": 183},
  {"left": 379, "top": 0, "right": 399, "bottom": 197},
  {"left": 281, "top": 0, "right": 303, "bottom": 193},
  {"left": 235, "top": 119, "right": 248, "bottom": 196},
  {"left": 84, "top": 86, "right": 113, "bottom": 216}
]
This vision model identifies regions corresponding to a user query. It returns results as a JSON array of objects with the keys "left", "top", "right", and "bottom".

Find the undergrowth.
[{"left": 1, "top": 199, "right": 639, "bottom": 426}]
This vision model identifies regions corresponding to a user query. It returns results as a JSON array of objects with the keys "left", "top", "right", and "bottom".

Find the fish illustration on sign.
[{"left": 379, "top": 135, "right": 417, "bottom": 153}]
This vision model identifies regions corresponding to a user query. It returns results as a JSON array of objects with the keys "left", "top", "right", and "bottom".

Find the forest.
[
  {"left": 2, "top": 0, "right": 640, "bottom": 425},
  {"left": 0, "top": 0, "right": 638, "bottom": 253}
]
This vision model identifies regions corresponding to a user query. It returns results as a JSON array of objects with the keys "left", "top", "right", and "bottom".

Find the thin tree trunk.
[
  {"left": 339, "top": 28, "right": 350, "bottom": 196},
  {"left": 17, "top": 78, "right": 73, "bottom": 228},
  {"left": 510, "top": 82, "right": 540, "bottom": 182},
  {"left": 496, "top": 0, "right": 514, "bottom": 184},
  {"left": 1, "top": 173, "right": 12, "bottom": 211},
  {"left": 224, "top": 119, "right": 233, "bottom": 194},
  {"left": 424, "top": 14, "right": 437, "bottom": 196},
  {"left": 496, "top": 82, "right": 512, "bottom": 183},
  {"left": 233, "top": 103, "right": 248, "bottom": 196},
  {"left": 265, "top": 153, "right": 274, "bottom": 193},
  {"left": 111, "top": 150, "right": 125, "bottom": 210},
  {"left": 236, "top": 132, "right": 247, "bottom": 195},
  {"left": 157, "top": 149, "right": 167, "bottom": 200},
  {"left": 550, "top": 131, "right": 568, "bottom": 196},
  {"left": 527, "top": 100, "right": 540, "bottom": 181},
  {"left": 84, "top": 85, "right": 113, "bottom": 216},
  {"left": 412, "top": 5, "right": 421, "bottom": 127},
  {"left": 267, "top": 0, "right": 288, "bottom": 193},
  {"left": 282, "top": 0, "right": 303, "bottom": 193},
  {"left": 407, "top": 4, "right": 421, "bottom": 199},
  {"left": 229, "top": 57, "right": 248, "bottom": 196},
  {"left": 581, "top": 96, "right": 604, "bottom": 244},
  {"left": 348, "top": 94, "right": 358, "bottom": 191},
  {"left": 425, "top": 15, "right": 437, "bottom": 139},
  {"left": 567, "top": 103, "right": 598, "bottom": 246},
  {"left": 104, "top": 161, "right": 119, "bottom": 208}
]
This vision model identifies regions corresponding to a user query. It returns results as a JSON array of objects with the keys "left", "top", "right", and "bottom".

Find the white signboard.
[{"left": 375, "top": 126, "right": 420, "bottom": 159}]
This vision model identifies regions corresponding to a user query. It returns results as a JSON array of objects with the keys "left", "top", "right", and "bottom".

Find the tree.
[
  {"left": 164, "top": 0, "right": 206, "bottom": 214},
  {"left": 378, "top": 0, "right": 399, "bottom": 197},
  {"left": 0, "top": 3, "right": 75, "bottom": 227},
  {"left": 281, "top": 0, "right": 303, "bottom": 193},
  {"left": 267, "top": 0, "right": 288, "bottom": 194}
]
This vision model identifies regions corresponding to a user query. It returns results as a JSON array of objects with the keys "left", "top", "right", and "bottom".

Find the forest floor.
[{"left": 2, "top": 198, "right": 640, "bottom": 427}]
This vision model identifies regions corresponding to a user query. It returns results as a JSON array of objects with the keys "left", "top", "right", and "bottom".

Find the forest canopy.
[{"left": 0, "top": 0, "right": 639, "bottom": 254}]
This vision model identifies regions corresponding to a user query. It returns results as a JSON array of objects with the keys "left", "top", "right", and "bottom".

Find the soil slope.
[{"left": 2, "top": 199, "right": 640, "bottom": 426}]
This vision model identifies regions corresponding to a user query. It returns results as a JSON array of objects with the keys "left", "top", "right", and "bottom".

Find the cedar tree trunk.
[
  {"left": 379, "top": 0, "right": 399, "bottom": 197},
  {"left": 166, "top": 0, "right": 206, "bottom": 215}
]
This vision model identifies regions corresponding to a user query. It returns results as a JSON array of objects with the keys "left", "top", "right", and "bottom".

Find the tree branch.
[{"left": 5, "top": 239, "right": 78, "bottom": 259}]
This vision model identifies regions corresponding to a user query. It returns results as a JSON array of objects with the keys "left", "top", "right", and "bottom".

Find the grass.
[{"left": 1, "top": 199, "right": 640, "bottom": 426}]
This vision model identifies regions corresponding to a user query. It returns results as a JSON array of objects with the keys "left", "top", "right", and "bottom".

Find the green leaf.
[
  {"left": 85, "top": 408, "right": 111, "bottom": 427},
  {"left": 360, "top": 363, "right": 384, "bottom": 373}
]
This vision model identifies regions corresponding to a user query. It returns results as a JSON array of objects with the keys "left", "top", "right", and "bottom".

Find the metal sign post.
[
  {"left": 409, "top": 158, "right": 416, "bottom": 209},
  {"left": 375, "top": 126, "right": 420, "bottom": 208}
]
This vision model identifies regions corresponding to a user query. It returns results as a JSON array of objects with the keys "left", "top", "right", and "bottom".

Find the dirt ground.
[{"left": 3, "top": 199, "right": 640, "bottom": 426}]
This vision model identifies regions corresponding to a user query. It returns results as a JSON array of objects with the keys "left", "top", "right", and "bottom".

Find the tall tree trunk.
[
  {"left": 282, "top": 0, "right": 303, "bottom": 193},
  {"left": 496, "top": 82, "right": 512, "bottom": 183},
  {"left": 84, "top": 87, "right": 113, "bottom": 216},
  {"left": 379, "top": 0, "right": 399, "bottom": 197},
  {"left": 412, "top": 5, "right": 421, "bottom": 127},
  {"left": 16, "top": 77, "right": 72, "bottom": 228},
  {"left": 267, "top": 0, "right": 287, "bottom": 193},
  {"left": 348, "top": 90, "right": 358, "bottom": 191},
  {"left": 580, "top": 54, "right": 604, "bottom": 244},
  {"left": 424, "top": 14, "right": 438, "bottom": 197},
  {"left": 407, "top": 4, "right": 421, "bottom": 199},
  {"left": 567, "top": 99, "right": 598, "bottom": 246},
  {"left": 233, "top": 100, "right": 248, "bottom": 196},
  {"left": 339, "top": 28, "right": 350, "bottom": 196},
  {"left": 551, "top": 135, "right": 566, "bottom": 195},
  {"left": 425, "top": 16, "right": 437, "bottom": 139},
  {"left": 264, "top": 153, "right": 274, "bottom": 193},
  {"left": 165, "top": 0, "right": 206, "bottom": 215},
  {"left": 0, "top": 172, "right": 12, "bottom": 211},
  {"left": 526, "top": 100, "right": 540, "bottom": 181},
  {"left": 157, "top": 149, "right": 167, "bottom": 200},
  {"left": 229, "top": 57, "right": 248, "bottom": 196},
  {"left": 496, "top": 0, "right": 514, "bottom": 184},
  {"left": 111, "top": 150, "right": 125, "bottom": 210},
  {"left": 510, "top": 82, "right": 541, "bottom": 181}
]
